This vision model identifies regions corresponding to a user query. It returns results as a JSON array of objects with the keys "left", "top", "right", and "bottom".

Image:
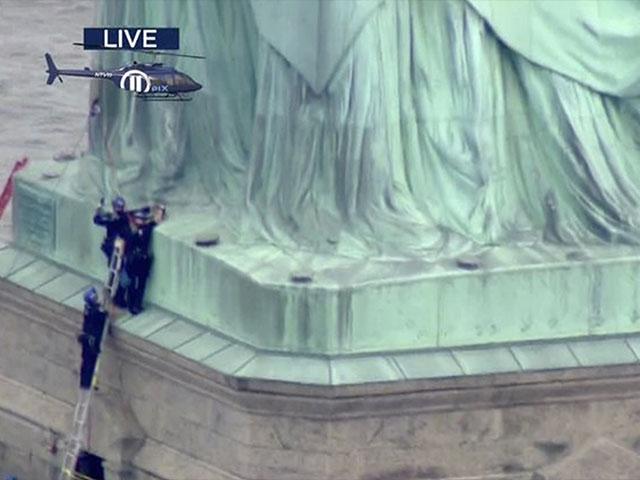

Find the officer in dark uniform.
[
  {"left": 93, "top": 196, "right": 130, "bottom": 307},
  {"left": 125, "top": 205, "right": 165, "bottom": 315},
  {"left": 75, "top": 451, "right": 105, "bottom": 480},
  {"left": 93, "top": 196, "right": 128, "bottom": 262},
  {"left": 77, "top": 287, "right": 108, "bottom": 390}
]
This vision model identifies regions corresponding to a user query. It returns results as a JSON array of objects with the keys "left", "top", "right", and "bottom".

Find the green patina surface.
[
  {"left": 75, "top": 0, "right": 640, "bottom": 258},
  {"left": 3, "top": 243, "right": 640, "bottom": 385},
  {"left": 10, "top": 0, "right": 640, "bottom": 381},
  {"left": 11, "top": 166, "right": 640, "bottom": 360}
]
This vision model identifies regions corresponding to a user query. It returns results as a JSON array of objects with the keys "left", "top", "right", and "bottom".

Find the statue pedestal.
[
  {"left": 1, "top": 274, "right": 640, "bottom": 480},
  {"left": 11, "top": 160, "right": 640, "bottom": 385},
  {"left": 5, "top": 160, "right": 640, "bottom": 480}
]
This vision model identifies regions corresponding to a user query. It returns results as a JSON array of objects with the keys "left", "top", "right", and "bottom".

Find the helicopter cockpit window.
[
  {"left": 173, "top": 74, "right": 191, "bottom": 87},
  {"left": 161, "top": 75, "right": 177, "bottom": 87}
]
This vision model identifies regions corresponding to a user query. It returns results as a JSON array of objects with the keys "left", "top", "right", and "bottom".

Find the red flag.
[{"left": 0, "top": 157, "right": 29, "bottom": 219}]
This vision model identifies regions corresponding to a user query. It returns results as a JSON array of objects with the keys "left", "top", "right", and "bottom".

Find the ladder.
[{"left": 58, "top": 237, "right": 125, "bottom": 480}]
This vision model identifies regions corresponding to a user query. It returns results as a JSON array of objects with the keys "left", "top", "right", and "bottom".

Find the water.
[{"left": 0, "top": 0, "right": 93, "bottom": 241}]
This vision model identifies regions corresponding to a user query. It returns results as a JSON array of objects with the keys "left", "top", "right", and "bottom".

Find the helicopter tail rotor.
[{"left": 45, "top": 53, "right": 62, "bottom": 84}]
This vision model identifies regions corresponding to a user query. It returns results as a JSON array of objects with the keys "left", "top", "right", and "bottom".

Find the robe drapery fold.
[
  {"left": 78, "top": 0, "right": 640, "bottom": 258},
  {"left": 467, "top": 0, "right": 640, "bottom": 97}
]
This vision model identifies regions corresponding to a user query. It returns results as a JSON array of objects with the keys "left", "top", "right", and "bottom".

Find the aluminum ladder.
[{"left": 57, "top": 237, "right": 125, "bottom": 480}]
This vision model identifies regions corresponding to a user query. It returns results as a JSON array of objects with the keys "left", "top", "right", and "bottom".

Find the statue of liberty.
[{"left": 76, "top": 0, "right": 640, "bottom": 260}]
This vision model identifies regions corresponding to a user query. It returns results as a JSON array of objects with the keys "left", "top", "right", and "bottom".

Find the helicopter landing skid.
[{"left": 135, "top": 93, "right": 192, "bottom": 102}]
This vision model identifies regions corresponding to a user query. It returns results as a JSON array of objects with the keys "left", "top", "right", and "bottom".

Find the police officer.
[
  {"left": 93, "top": 196, "right": 128, "bottom": 262},
  {"left": 93, "top": 196, "right": 129, "bottom": 307},
  {"left": 125, "top": 205, "right": 165, "bottom": 315},
  {"left": 77, "top": 287, "right": 107, "bottom": 390},
  {"left": 75, "top": 450, "right": 105, "bottom": 480}
]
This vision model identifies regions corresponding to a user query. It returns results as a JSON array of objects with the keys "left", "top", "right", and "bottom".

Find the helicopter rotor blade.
[
  {"left": 72, "top": 42, "right": 205, "bottom": 59},
  {"left": 136, "top": 50, "right": 206, "bottom": 60}
]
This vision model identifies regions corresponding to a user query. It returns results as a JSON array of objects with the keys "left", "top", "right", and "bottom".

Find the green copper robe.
[{"left": 76, "top": 0, "right": 640, "bottom": 258}]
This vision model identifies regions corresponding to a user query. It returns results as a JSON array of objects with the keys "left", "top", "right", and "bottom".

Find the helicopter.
[{"left": 45, "top": 46, "right": 204, "bottom": 101}]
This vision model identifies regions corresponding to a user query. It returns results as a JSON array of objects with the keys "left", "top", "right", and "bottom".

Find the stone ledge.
[
  {"left": 13, "top": 164, "right": 640, "bottom": 355},
  {"left": 1, "top": 245, "right": 640, "bottom": 391},
  {"left": 2, "top": 273, "right": 640, "bottom": 412}
]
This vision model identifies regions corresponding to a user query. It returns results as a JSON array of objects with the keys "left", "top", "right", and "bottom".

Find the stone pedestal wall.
[{"left": 2, "top": 278, "right": 640, "bottom": 480}]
